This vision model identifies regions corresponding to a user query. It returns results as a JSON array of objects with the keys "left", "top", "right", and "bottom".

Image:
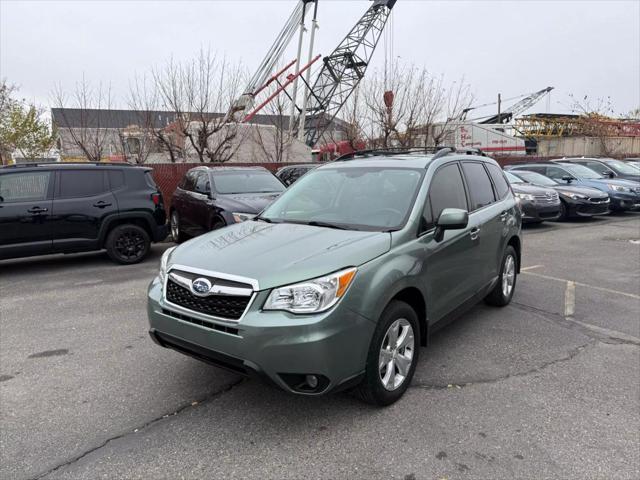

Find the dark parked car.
[
  {"left": 275, "top": 164, "right": 317, "bottom": 186},
  {"left": 0, "top": 163, "right": 167, "bottom": 263},
  {"left": 508, "top": 170, "right": 609, "bottom": 219},
  {"left": 558, "top": 157, "right": 640, "bottom": 182},
  {"left": 508, "top": 162, "right": 640, "bottom": 211},
  {"left": 503, "top": 171, "right": 561, "bottom": 223},
  {"left": 170, "top": 166, "right": 285, "bottom": 243}
]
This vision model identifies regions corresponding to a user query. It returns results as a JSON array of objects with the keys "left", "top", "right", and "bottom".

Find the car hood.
[
  {"left": 510, "top": 184, "right": 555, "bottom": 195},
  {"left": 216, "top": 192, "right": 282, "bottom": 214},
  {"left": 168, "top": 221, "right": 391, "bottom": 290},
  {"left": 551, "top": 185, "right": 607, "bottom": 198},
  {"left": 582, "top": 178, "right": 640, "bottom": 189}
]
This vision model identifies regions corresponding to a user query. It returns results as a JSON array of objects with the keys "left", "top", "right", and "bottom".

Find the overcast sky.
[{"left": 1, "top": 0, "right": 638, "bottom": 118}]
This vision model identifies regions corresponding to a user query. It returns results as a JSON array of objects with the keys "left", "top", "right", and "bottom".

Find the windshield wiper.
[{"left": 306, "top": 221, "right": 348, "bottom": 230}]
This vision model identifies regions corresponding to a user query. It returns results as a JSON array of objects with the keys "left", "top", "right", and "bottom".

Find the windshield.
[
  {"left": 562, "top": 164, "right": 604, "bottom": 179},
  {"left": 259, "top": 166, "right": 425, "bottom": 231},
  {"left": 605, "top": 160, "right": 640, "bottom": 174},
  {"left": 214, "top": 171, "right": 285, "bottom": 194},
  {"left": 514, "top": 171, "right": 558, "bottom": 186},
  {"left": 504, "top": 171, "right": 526, "bottom": 184}
]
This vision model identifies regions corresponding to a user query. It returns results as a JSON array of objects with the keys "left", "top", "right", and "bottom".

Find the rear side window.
[
  {"left": 0, "top": 171, "right": 51, "bottom": 203},
  {"left": 144, "top": 171, "right": 157, "bottom": 189},
  {"left": 194, "top": 172, "right": 211, "bottom": 195},
  {"left": 57, "top": 170, "right": 107, "bottom": 198},
  {"left": 424, "top": 163, "right": 468, "bottom": 229},
  {"left": 108, "top": 170, "right": 125, "bottom": 190},
  {"left": 486, "top": 164, "right": 510, "bottom": 199},
  {"left": 461, "top": 162, "right": 496, "bottom": 211},
  {"left": 181, "top": 171, "right": 198, "bottom": 191}
]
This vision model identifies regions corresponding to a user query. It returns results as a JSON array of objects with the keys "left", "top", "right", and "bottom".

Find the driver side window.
[
  {"left": 545, "top": 167, "right": 569, "bottom": 181},
  {"left": 422, "top": 163, "right": 468, "bottom": 232}
]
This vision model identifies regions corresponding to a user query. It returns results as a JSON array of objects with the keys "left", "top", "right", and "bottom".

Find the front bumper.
[
  {"left": 609, "top": 192, "right": 640, "bottom": 211},
  {"left": 568, "top": 199, "right": 610, "bottom": 217},
  {"left": 147, "top": 276, "right": 374, "bottom": 395},
  {"left": 520, "top": 201, "right": 561, "bottom": 223}
]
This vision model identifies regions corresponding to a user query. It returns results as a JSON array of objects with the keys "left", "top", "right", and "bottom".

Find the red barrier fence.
[{"left": 149, "top": 156, "right": 557, "bottom": 210}]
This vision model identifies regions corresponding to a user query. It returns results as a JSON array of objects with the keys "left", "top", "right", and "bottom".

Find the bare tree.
[
  {"left": 252, "top": 95, "right": 295, "bottom": 163},
  {"left": 361, "top": 61, "right": 473, "bottom": 150},
  {"left": 52, "top": 76, "right": 114, "bottom": 162},
  {"left": 129, "top": 74, "right": 183, "bottom": 163},
  {"left": 153, "top": 48, "right": 247, "bottom": 163},
  {"left": 568, "top": 94, "right": 623, "bottom": 156}
]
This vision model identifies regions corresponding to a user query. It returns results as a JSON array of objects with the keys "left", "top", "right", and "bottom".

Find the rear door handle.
[
  {"left": 500, "top": 211, "right": 508, "bottom": 221},
  {"left": 470, "top": 227, "right": 481, "bottom": 241},
  {"left": 28, "top": 207, "right": 48, "bottom": 214},
  {"left": 93, "top": 201, "right": 112, "bottom": 208}
]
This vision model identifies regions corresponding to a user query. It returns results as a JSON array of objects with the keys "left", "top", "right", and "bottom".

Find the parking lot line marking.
[
  {"left": 521, "top": 265, "right": 543, "bottom": 272},
  {"left": 523, "top": 271, "right": 640, "bottom": 300},
  {"left": 564, "top": 281, "right": 576, "bottom": 318},
  {"left": 563, "top": 316, "right": 640, "bottom": 345}
]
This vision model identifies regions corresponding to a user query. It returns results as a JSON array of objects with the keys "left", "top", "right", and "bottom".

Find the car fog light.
[{"left": 306, "top": 375, "right": 319, "bottom": 389}]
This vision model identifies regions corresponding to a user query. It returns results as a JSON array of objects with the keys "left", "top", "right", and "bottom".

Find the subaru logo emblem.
[{"left": 191, "top": 278, "right": 212, "bottom": 296}]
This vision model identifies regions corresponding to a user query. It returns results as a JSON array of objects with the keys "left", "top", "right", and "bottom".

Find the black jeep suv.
[{"left": 0, "top": 163, "right": 167, "bottom": 264}]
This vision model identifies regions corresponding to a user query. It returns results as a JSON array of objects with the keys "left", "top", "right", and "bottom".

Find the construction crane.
[
  {"left": 479, "top": 87, "right": 554, "bottom": 124},
  {"left": 297, "top": 0, "right": 397, "bottom": 147},
  {"left": 227, "top": 0, "right": 317, "bottom": 122}
]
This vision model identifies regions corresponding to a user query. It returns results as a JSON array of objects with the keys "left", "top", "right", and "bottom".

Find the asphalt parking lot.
[{"left": 1, "top": 213, "right": 639, "bottom": 480}]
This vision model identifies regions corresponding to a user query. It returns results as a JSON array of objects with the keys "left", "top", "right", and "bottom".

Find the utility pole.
[{"left": 497, "top": 93, "right": 502, "bottom": 124}]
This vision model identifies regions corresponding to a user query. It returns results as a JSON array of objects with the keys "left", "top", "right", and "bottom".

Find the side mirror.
[
  {"left": 434, "top": 208, "right": 469, "bottom": 242},
  {"left": 561, "top": 176, "right": 574, "bottom": 183},
  {"left": 602, "top": 171, "right": 614, "bottom": 178}
]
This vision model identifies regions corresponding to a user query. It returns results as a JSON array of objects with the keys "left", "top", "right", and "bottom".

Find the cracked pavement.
[{"left": 1, "top": 213, "right": 639, "bottom": 480}]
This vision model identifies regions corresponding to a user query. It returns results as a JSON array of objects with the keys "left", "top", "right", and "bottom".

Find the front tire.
[
  {"left": 485, "top": 245, "right": 518, "bottom": 306},
  {"left": 105, "top": 224, "right": 150, "bottom": 265},
  {"left": 356, "top": 300, "right": 420, "bottom": 406}
]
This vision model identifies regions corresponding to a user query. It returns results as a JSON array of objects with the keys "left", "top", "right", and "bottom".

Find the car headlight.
[
  {"left": 263, "top": 268, "right": 357, "bottom": 314},
  {"left": 159, "top": 246, "right": 176, "bottom": 283},
  {"left": 570, "top": 193, "right": 588, "bottom": 200},
  {"left": 232, "top": 212, "right": 257, "bottom": 223},
  {"left": 607, "top": 184, "right": 629, "bottom": 192},
  {"left": 515, "top": 193, "right": 535, "bottom": 201}
]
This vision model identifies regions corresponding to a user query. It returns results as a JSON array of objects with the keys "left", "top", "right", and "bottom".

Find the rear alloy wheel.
[
  {"left": 485, "top": 245, "right": 518, "bottom": 307},
  {"left": 356, "top": 300, "right": 419, "bottom": 406},
  {"left": 105, "top": 224, "right": 150, "bottom": 265},
  {"left": 170, "top": 211, "right": 186, "bottom": 243}
]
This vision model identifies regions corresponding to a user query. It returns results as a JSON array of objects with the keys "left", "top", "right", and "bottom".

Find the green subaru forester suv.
[{"left": 148, "top": 150, "right": 522, "bottom": 405}]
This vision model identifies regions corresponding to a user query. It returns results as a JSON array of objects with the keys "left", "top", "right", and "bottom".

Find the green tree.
[{"left": 0, "top": 79, "right": 55, "bottom": 164}]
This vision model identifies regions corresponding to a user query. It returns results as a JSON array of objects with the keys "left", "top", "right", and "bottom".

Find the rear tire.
[
  {"left": 105, "top": 224, "right": 150, "bottom": 265},
  {"left": 485, "top": 246, "right": 518, "bottom": 307},
  {"left": 356, "top": 300, "right": 420, "bottom": 406},
  {"left": 170, "top": 211, "right": 187, "bottom": 243}
]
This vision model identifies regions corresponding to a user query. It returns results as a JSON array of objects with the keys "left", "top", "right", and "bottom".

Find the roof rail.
[{"left": 2, "top": 161, "right": 136, "bottom": 169}]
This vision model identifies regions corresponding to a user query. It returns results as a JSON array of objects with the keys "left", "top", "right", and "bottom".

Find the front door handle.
[
  {"left": 93, "top": 201, "right": 112, "bottom": 209},
  {"left": 28, "top": 207, "right": 48, "bottom": 214},
  {"left": 500, "top": 211, "right": 508, "bottom": 222},
  {"left": 470, "top": 227, "right": 481, "bottom": 241}
]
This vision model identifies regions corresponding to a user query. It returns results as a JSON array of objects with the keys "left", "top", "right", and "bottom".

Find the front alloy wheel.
[
  {"left": 379, "top": 319, "right": 415, "bottom": 391},
  {"left": 356, "top": 300, "right": 420, "bottom": 406}
]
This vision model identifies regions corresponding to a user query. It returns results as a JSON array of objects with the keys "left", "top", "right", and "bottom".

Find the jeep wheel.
[
  {"left": 170, "top": 211, "right": 187, "bottom": 243},
  {"left": 485, "top": 245, "right": 518, "bottom": 306},
  {"left": 356, "top": 300, "right": 419, "bottom": 406},
  {"left": 105, "top": 224, "right": 150, "bottom": 265}
]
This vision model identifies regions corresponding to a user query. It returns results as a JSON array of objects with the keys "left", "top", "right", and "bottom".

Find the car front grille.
[
  {"left": 534, "top": 192, "right": 559, "bottom": 205},
  {"left": 166, "top": 279, "right": 252, "bottom": 321},
  {"left": 589, "top": 197, "right": 609, "bottom": 204}
]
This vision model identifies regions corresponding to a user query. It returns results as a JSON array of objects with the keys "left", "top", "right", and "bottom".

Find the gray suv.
[{"left": 147, "top": 150, "right": 522, "bottom": 405}]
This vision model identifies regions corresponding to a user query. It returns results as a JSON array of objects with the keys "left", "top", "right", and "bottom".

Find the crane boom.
[
  {"left": 228, "top": 0, "right": 317, "bottom": 122},
  {"left": 480, "top": 87, "right": 554, "bottom": 124},
  {"left": 299, "top": 0, "right": 397, "bottom": 147}
]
